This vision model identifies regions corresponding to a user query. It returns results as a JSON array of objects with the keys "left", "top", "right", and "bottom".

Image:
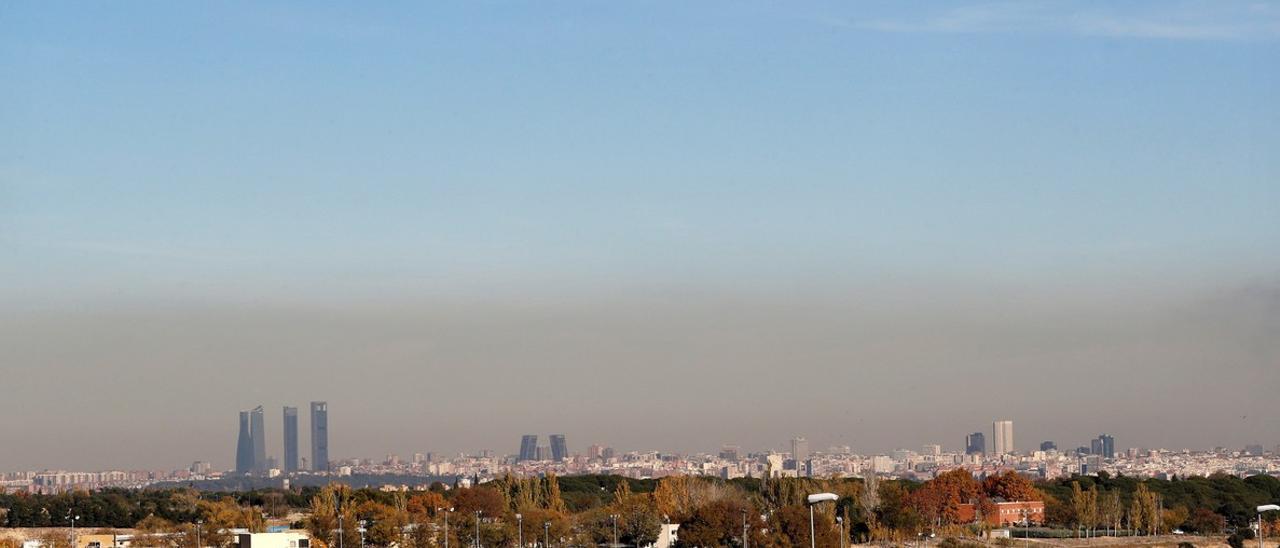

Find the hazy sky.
[{"left": 2, "top": 1, "right": 1278, "bottom": 471}]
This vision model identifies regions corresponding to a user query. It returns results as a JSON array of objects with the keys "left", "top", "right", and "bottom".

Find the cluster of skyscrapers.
[
  {"left": 517, "top": 434, "right": 568, "bottom": 462},
  {"left": 1089, "top": 434, "right": 1116, "bottom": 458},
  {"left": 962, "top": 421, "right": 1117, "bottom": 460},
  {"left": 235, "top": 402, "right": 328, "bottom": 474},
  {"left": 964, "top": 420, "right": 1014, "bottom": 455}
]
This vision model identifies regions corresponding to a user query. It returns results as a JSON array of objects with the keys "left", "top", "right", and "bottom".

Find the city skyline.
[{"left": 3, "top": 1, "right": 1278, "bottom": 471}]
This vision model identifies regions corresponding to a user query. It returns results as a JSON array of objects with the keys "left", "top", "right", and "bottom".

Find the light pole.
[
  {"left": 474, "top": 511, "right": 481, "bottom": 548},
  {"left": 543, "top": 522, "right": 549, "bottom": 548},
  {"left": 196, "top": 519, "right": 203, "bottom": 548},
  {"left": 743, "top": 510, "right": 749, "bottom": 548},
  {"left": 358, "top": 520, "right": 367, "bottom": 548},
  {"left": 337, "top": 499, "right": 345, "bottom": 548},
  {"left": 1258, "top": 505, "right": 1280, "bottom": 548},
  {"left": 516, "top": 514, "right": 522, "bottom": 548},
  {"left": 806, "top": 493, "right": 838, "bottom": 548},
  {"left": 1021, "top": 509, "right": 1029, "bottom": 548},
  {"left": 836, "top": 516, "right": 844, "bottom": 548},
  {"left": 610, "top": 514, "right": 618, "bottom": 547},
  {"left": 441, "top": 508, "right": 454, "bottom": 548},
  {"left": 68, "top": 514, "right": 79, "bottom": 548}
]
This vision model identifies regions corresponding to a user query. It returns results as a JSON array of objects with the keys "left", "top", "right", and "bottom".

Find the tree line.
[{"left": 3, "top": 472, "right": 1279, "bottom": 546}]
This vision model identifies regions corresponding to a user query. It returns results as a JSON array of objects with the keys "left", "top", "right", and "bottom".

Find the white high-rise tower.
[{"left": 992, "top": 420, "right": 1014, "bottom": 454}]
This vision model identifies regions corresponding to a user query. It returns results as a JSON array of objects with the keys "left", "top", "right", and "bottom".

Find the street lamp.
[
  {"left": 515, "top": 514, "right": 522, "bottom": 548},
  {"left": 610, "top": 514, "right": 619, "bottom": 547},
  {"left": 68, "top": 514, "right": 80, "bottom": 548},
  {"left": 358, "top": 520, "right": 367, "bottom": 548},
  {"left": 543, "top": 521, "right": 549, "bottom": 548},
  {"left": 196, "top": 519, "right": 203, "bottom": 548},
  {"left": 1258, "top": 505, "right": 1280, "bottom": 548},
  {"left": 337, "top": 498, "right": 345, "bottom": 548},
  {"left": 438, "top": 508, "right": 454, "bottom": 548},
  {"left": 836, "top": 516, "right": 844, "bottom": 548},
  {"left": 743, "top": 510, "right": 750, "bottom": 548},
  {"left": 806, "top": 493, "right": 838, "bottom": 548},
  {"left": 474, "top": 511, "right": 481, "bottom": 548}
]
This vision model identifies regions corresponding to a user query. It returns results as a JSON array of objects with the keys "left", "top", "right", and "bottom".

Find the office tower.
[
  {"left": 519, "top": 435, "right": 538, "bottom": 462},
  {"left": 1090, "top": 438, "right": 1103, "bottom": 455},
  {"left": 922, "top": 444, "right": 942, "bottom": 457},
  {"left": 719, "top": 445, "right": 740, "bottom": 461},
  {"left": 993, "top": 420, "right": 1014, "bottom": 455},
  {"left": 250, "top": 406, "right": 266, "bottom": 472},
  {"left": 1096, "top": 434, "right": 1115, "bottom": 459},
  {"left": 588, "top": 444, "right": 605, "bottom": 460},
  {"left": 311, "top": 401, "right": 329, "bottom": 472},
  {"left": 1040, "top": 441, "right": 1057, "bottom": 452},
  {"left": 965, "top": 432, "right": 985, "bottom": 455},
  {"left": 235, "top": 411, "right": 254, "bottom": 473},
  {"left": 283, "top": 406, "right": 299, "bottom": 472},
  {"left": 791, "top": 437, "right": 809, "bottom": 463},
  {"left": 550, "top": 434, "right": 568, "bottom": 461}
]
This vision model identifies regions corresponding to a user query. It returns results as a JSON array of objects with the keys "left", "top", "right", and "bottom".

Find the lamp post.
[
  {"left": 438, "top": 508, "right": 454, "bottom": 548},
  {"left": 68, "top": 514, "right": 79, "bottom": 548},
  {"left": 196, "top": 520, "right": 203, "bottom": 548},
  {"left": 543, "top": 522, "right": 549, "bottom": 548},
  {"left": 474, "top": 511, "right": 481, "bottom": 548},
  {"left": 1020, "top": 509, "right": 1030, "bottom": 548},
  {"left": 358, "top": 520, "right": 367, "bottom": 548},
  {"left": 836, "top": 516, "right": 844, "bottom": 548},
  {"left": 516, "top": 514, "right": 522, "bottom": 548},
  {"left": 743, "top": 510, "right": 749, "bottom": 548},
  {"left": 1258, "top": 505, "right": 1280, "bottom": 548},
  {"left": 610, "top": 514, "right": 618, "bottom": 547},
  {"left": 337, "top": 498, "right": 345, "bottom": 548},
  {"left": 806, "top": 493, "right": 838, "bottom": 548}
]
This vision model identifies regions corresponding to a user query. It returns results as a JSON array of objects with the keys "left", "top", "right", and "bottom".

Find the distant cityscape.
[{"left": 3, "top": 407, "right": 1278, "bottom": 495}]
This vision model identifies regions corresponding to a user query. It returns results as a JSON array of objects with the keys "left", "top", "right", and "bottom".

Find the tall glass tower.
[
  {"left": 235, "top": 410, "right": 254, "bottom": 473},
  {"left": 310, "top": 401, "right": 329, "bottom": 472},
  {"left": 549, "top": 434, "right": 568, "bottom": 461},
  {"left": 283, "top": 406, "right": 299, "bottom": 472},
  {"left": 518, "top": 435, "right": 538, "bottom": 461},
  {"left": 250, "top": 406, "right": 266, "bottom": 472}
]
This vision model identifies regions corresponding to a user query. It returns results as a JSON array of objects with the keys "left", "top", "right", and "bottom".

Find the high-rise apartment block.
[
  {"left": 993, "top": 420, "right": 1014, "bottom": 455},
  {"left": 791, "top": 437, "right": 809, "bottom": 463}
]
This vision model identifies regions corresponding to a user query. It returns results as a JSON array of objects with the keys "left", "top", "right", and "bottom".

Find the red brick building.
[{"left": 957, "top": 500, "right": 1045, "bottom": 526}]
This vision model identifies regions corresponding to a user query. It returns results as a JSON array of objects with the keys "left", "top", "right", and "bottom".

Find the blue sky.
[
  {"left": 3, "top": 2, "right": 1280, "bottom": 467},
  {"left": 4, "top": 1, "right": 1277, "bottom": 303}
]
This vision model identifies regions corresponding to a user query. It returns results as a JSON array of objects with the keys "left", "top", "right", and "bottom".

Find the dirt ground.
[{"left": 924, "top": 535, "right": 1237, "bottom": 548}]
